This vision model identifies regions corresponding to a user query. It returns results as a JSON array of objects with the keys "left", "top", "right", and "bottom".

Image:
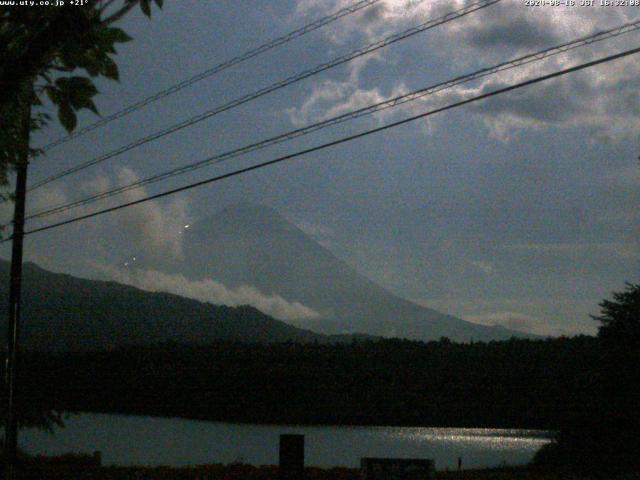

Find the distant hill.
[
  {"left": 0, "top": 260, "right": 332, "bottom": 351},
  {"left": 128, "top": 204, "right": 536, "bottom": 342}
]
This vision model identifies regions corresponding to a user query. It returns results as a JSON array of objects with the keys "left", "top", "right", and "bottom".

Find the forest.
[{"left": 18, "top": 335, "right": 597, "bottom": 430}]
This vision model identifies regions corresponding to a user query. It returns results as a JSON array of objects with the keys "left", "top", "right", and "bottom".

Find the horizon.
[
  {"left": 0, "top": 201, "right": 605, "bottom": 340},
  {"left": 1, "top": 0, "right": 639, "bottom": 339}
]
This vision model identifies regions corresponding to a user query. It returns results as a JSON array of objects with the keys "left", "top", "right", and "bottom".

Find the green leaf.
[
  {"left": 85, "top": 99, "right": 99, "bottom": 115},
  {"left": 154, "top": 0, "right": 163, "bottom": 7},
  {"left": 101, "top": 56, "right": 119, "bottom": 81},
  {"left": 57, "top": 77, "right": 98, "bottom": 101},
  {"left": 140, "top": 0, "right": 151, "bottom": 17},
  {"left": 60, "top": 48, "right": 85, "bottom": 70},
  {"left": 102, "top": 27, "right": 132, "bottom": 44},
  {"left": 53, "top": 77, "right": 99, "bottom": 116},
  {"left": 58, "top": 103, "right": 77, "bottom": 132},
  {"left": 83, "top": 56, "right": 101, "bottom": 76},
  {"left": 44, "top": 85, "right": 60, "bottom": 105}
]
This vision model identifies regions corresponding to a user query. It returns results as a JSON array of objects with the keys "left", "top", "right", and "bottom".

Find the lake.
[{"left": 21, "top": 414, "right": 552, "bottom": 470}]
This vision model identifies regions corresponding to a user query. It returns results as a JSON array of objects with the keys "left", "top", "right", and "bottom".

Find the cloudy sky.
[{"left": 2, "top": 0, "right": 639, "bottom": 336}]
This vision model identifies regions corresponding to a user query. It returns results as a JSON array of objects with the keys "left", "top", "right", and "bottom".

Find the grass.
[
  {"left": 5, "top": 451, "right": 638, "bottom": 479},
  {"left": 9, "top": 462, "right": 640, "bottom": 479}
]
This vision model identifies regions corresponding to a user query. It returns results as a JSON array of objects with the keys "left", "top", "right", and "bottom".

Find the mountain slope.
[
  {"left": 0, "top": 260, "right": 328, "bottom": 351},
  {"left": 146, "top": 204, "right": 534, "bottom": 342}
]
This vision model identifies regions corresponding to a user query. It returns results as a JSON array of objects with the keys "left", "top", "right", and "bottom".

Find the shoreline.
[{"left": 55, "top": 410, "right": 558, "bottom": 434}]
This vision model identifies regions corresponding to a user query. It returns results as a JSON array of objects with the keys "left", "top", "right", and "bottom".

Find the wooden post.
[
  {"left": 279, "top": 434, "right": 304, "bottom": 480},
  {"left": 4, "top": 104, "right": 30, "bottom": 480}
]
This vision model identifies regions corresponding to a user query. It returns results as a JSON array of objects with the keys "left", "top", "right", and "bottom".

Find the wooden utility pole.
[{"left": 4, "top": 105, "right": 30, "bottom": 480}]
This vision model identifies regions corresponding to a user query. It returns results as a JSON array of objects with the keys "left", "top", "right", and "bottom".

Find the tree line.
[{"left": 17, "top": 335, "right": 598, "bottom": 429}]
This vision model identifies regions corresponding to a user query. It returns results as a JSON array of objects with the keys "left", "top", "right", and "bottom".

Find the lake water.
[{"left": 21, "top": 414, "right": 552, "bottom": 470}]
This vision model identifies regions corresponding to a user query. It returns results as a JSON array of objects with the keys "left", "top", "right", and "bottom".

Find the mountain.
[
  {"left": 132, "top": 203, "right": 535, "bottom": 342},
  {"left": 0, "top": 260, "right": 332, "bottom": 351}
]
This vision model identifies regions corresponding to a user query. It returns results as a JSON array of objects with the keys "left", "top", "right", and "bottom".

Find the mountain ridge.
[
  {"left": 143, "top": 203, "right": 537, "bottom": 342},
  {"left": 0, "top": 259, "right": 348, "bottom": 351}
]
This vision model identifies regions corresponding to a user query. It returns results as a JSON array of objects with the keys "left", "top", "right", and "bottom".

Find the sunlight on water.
[
  {"left": 386, "top": 427, "right": 552, "bottom": 449},
  {"left": 22, "top": 414, "right": 553, "bottom": 469}
]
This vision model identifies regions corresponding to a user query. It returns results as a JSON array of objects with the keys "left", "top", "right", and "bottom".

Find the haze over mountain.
[
  {"left": 0, "top": 260, "right": 333, "bottom": 351},
  {"left": 124, "top": 203, "right": 537, "bottom": 342}
]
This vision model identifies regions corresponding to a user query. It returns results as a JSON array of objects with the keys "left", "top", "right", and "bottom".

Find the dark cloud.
[
  {"left": 360, "top": 2, "right": 387, "bottom": 24},
  {"left": 473, "top": 78, "right": 580, "bottom": 123},
  {"left": 464, "top": 16, "right": 561, "bottom": 49}
]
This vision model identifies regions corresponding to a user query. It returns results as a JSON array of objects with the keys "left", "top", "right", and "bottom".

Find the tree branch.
[
  {"left": 103, "top": 0, "right": 139, "bottom": 25},
  {"left": 99, "top": 0, "right": 119, "bottom": 14}
]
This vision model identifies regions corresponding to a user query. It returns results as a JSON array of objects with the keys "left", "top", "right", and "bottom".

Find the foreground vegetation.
[
  {"left": 5, "top": 459, "right": 640, "bottom": 480},
  {"left": 2, "top": 283, "right": 638, "bottom": 476},
  {"left": 18, "top": 335, "right": 596, "bottom": 429}
]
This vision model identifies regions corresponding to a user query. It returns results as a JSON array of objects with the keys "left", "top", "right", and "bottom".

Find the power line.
[
  {"left": 39, "top": 0, "right": 383, "bottom": 151},
  {"left": 26, "top": 20, "right": 640, "bottom": 221},
  {"left": 11, "top": 44, "right": 640, "bottom": 241},
  {"left": 28, "top": 0, "right": 501, "bottom": 192}
]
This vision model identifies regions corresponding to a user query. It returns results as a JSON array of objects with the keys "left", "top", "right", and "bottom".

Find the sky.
[{"left": 1, "top": 0, "right": 639, "bottom": 336}]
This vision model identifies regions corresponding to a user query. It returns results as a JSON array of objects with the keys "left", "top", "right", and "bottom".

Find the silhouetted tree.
[
  {"left": 0, "top": 0, "right": 163, "bottom": 201},
  {"left": 534, "top": 283, "right": 640, "bottom": 473},
  {"left": 0, "top": 0, "right": 162, "bottom": 429},
  {"left": 592, "top": 282, "right": 640, "bottom": 345}
]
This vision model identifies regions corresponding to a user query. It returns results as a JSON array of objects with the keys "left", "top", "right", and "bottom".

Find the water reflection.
[
  {"left": 22, "top": 414, "right": 552, "bottom": 469},
  {"left": 386, "top": 427, "right": 552, "bottom": 448}
]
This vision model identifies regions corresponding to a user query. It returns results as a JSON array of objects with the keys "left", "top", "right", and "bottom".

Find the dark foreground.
[
  {"left": 6, "top": 462, "right": 640, "bottom": 480},
  {"left": 21, "top": 337, "right": 597, "bottom": 429}
]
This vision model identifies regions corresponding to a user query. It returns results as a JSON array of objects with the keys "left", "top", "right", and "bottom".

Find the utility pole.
[{"left": 4, "top": 104, "right": 30, "bottom": 480}]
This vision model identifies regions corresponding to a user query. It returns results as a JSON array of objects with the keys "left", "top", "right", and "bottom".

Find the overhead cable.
[
  {"left": 39, "top": 0, "right": 383, "bottom": 151},
  {"left": 28, "top": 0, "right": 501, "bottom": 191},
  {"left": 26, "top": 19, "right": 640, "bottom": 221},
  {"left": 12, "top": 44, "right": 640, "bottom": 240}
]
